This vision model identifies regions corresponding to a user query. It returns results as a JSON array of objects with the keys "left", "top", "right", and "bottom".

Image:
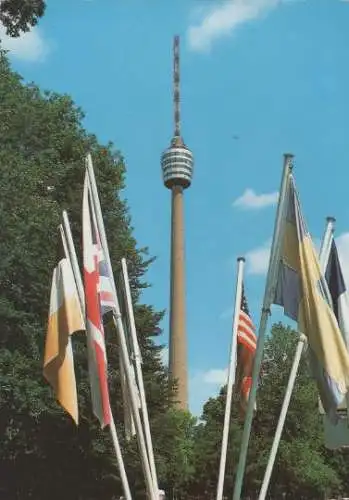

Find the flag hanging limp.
[
  {"left": 325, "top": 237, "right": 349, "bottom": 351},
  {"left": 82, "top": 170, "right": 112, "bottom": 428},
  {"left": 43, "top": 226, "right": 85, "bottom": 425},
  {"left": 236, "top": 285, "right": 257, "bottom": 414},
  {"left": 274, "top": 175, "right": 349, "bottom": 421},
  {"left": 321, "top": 224, "right": 349, "bottom": 447}
]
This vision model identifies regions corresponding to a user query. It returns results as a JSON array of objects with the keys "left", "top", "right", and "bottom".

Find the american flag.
[
  {"left": 236, "top": 285, "right": 257, "bottom": 413},
  {"left": 82, "top": 170, "right": 112, "bottom": 428}
]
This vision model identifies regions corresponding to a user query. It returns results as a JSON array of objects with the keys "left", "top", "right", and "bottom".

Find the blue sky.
[{"left": 4, "top": 0, "right": 349, "bottom": 416}]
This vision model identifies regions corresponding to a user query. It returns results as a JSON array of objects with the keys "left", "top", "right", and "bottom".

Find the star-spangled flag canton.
[
  {"left": 237, "top": 290, "right": 257, "bottom": 354},
  {"left": 236, "top": 286, "right": 257, "bottom": 413},
  {"left": 83, "top": 172, "right": 112, "bottom": 428}
]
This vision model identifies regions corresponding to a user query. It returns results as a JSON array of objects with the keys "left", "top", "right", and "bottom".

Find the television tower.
[{"left": 161, "top": 35, "right": 194, "bottom": 410}]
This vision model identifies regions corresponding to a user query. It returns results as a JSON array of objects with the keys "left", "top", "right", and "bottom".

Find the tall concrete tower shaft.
[{"left": 161, "top": 36, "right": 194, "bottom": 410}]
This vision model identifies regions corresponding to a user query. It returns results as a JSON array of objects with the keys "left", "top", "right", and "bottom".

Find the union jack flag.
[
  {"left": 82, "top": 170, "right": 112, "bottom": 428},
  {"left": 98, "top": 251, "right": 116, "bottom": 316}
]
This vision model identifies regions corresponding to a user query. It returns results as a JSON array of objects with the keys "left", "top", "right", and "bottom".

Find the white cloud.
[
  {"left": 246, "top": 239, "right": 271, "bottom": 275},
  {"left": 233, "top": 188, "right": 279, "bottom": 210},
  {"left": 189, "top": 367, "right": 228, "bottom": 415},
  {"left": 187, "top": 0, "right": 279, "bottom": 53},
  {"left": 203, "top": 368, "right": 228, "bottom": 385},
  {"left": 0, "top": 25, "right": 49, "bottom": 62}
]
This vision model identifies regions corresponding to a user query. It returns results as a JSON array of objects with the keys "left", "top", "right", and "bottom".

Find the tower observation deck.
[
  {"left": 161, "top": 35, "right": 194, "bottom": 410},
  {"left": 161, "top": 35, "right": 194, "bottom": 189}
]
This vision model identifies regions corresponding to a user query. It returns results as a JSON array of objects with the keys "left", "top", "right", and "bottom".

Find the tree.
[
  {"left": 186, "top": 323, "right": 344, "bottom": 499},
  {"left": 155, "top": 409, "right": 197, "bottom": 497},
  {"left": 0, "top": 0, "right": 46, "bottom": 37},
  {"left": 251, "top": 324, "right": 340, "bottom": 499},
  {"left": 0, "top": 49, "right": 172, "bottom": 499}
]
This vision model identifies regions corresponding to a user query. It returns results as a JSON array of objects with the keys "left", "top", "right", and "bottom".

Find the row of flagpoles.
[
  {"left": 42, "top": 151, "right": 349, "bottom": 498},
  {"left": 43, "top": 154, "right": 159, "bottom": 499},
  {"left": 217, "top": 154, "right": 349, "bottom": 500}
]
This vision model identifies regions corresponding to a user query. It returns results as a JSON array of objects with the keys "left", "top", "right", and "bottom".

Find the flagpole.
[
  {"left": 121, "top": 258, "right": 159, "bottom": 493},
  {"left": 232, "top": 153, "right": 293, "bottom": 500},
  {"left": 62, "top": 210, "right": 85, "bottom": 313},
  {"left": 319, "top": 216, "right": 335, "bottom": 273},
  {"left": 109, "top": 416, "right": 133, "bottom": 500},
  {"left": 86, "top": 154, "right": 157, "bottom": 500},
  {"left": 216, "top": 257, "right": 245, "bottom": 500},
  {"left": 257, "top": 215, "right": 335, "bottom": 499},
  {"left": 61, "top": 211, "right": 132, "bottom": 500},
  {"left": 119, "top": 352, "right": 136, "bottom": 441},
  {"left": 258, "top": 333, "right": 307, "bottom": 500}
]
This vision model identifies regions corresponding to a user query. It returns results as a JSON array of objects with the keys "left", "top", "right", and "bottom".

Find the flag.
[
  {"left": 118, "top": 268, "right": 141, "bottom": 440},
  {"left": 43, "top": 226, "right": 84, "bottom": 424},
  {"left": 325, "top": 238, "right": 349, "bottom": 351},
  {"left": 322, "top": 232, "right": 349, "bottom": 447},
  {"left": 235, "top": 285, "right": 257, "bottom": 413},
  {"left": 83, "top": 171, "right": 112, "bottom": 428},
  {"left": 274, "top": 175, "right": 349, "bottom": 421}
]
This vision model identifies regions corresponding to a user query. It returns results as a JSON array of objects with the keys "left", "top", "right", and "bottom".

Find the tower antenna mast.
[{"left": 173, "top": 35, "right": 181, "bottom": 139}]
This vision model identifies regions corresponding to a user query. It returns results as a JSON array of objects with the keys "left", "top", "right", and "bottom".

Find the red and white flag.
[
  {"left": 82, "top": 171, "right": 111, "bottom": 428},
  {"left": 236, "top": 285, "right": 257, "bottom": 414}
]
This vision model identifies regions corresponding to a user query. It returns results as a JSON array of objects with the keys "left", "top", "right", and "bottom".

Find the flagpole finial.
[
  {"left": 326, "top": 216, "right": 336, "bottom": 224},
  {"left": 283, "top": 153, "right": 294, "bottom": 171},
  {"left": 237, "top": 256, "right": 245, "bottom": 263}
]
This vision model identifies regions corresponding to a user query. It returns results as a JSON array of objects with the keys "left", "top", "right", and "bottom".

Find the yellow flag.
[
  {"left": 274, "top": 176, "right": 349, "bottom": 420},
  {"left": 43, "top": 227, "right": 85, "bottom": 424}
]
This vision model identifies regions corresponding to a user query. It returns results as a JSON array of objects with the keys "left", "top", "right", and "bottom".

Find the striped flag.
[
  {"left": 82, "top": 171, "right": 112, "bottom": 428},
  {"left": 82, "top": 167, "right": 138, "bottom": 436},
  {"left": 236, "top": 286, "right": 257, "bottom": 413},
  {"left": 43, "top": 226, "right": 85, "bottom": 424}
]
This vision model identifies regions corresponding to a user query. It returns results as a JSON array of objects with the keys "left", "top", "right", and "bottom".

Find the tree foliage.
[
  {"left": 0, "top": 50, "right": 176, "bottom": 499},
  {"left": 184, "top": 324, "right": 349, "bottom": 499},
  {"left": 2, "top": 48, "right": 349, "bottom": 500},
  {"left": 0, "top": 0, "right": 45, "bottom": 37}
]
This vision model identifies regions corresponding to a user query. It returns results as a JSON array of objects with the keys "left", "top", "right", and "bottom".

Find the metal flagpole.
[
  {"left": 319, "top": 216, "right": 335, "bottom": 273},
  {"left": 121, "top": 258, "right": 159, "bottom": 493},
  {"left": 216, "top": 257, "right": 245, "bottom": 500},
  {"left": 258, "top": 333, "right": 307, "bottom": 500},
  {"left": 62, "top": 211, "right": 85, "bottom": 313},
  {"left": 85, "top": 154, "right": 157, "bottom": 500},
  {"left": 232, "top": 154, "right": 293, "bottom": 500},
  {"left": 257, "top": 215, "right": 335, "bottom": 500},
  {"left": 61, "top": 212, "right": 132, "bottom": 500},
  {"left": 108, "top": 417, "right": 132, "bottom": 500}
]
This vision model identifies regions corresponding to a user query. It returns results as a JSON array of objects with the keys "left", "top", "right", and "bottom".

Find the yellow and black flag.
[
  {"left": 43, "top": 226, "right": 85, "bottom": 424},
  {"left": 274, "top": 175, "right": 349, "bottom": 421}
]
